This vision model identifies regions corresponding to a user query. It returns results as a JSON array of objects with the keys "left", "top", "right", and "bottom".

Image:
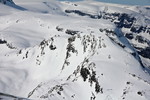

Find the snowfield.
[{"left": 0, "top": 0, "right": 150, "bottom": 100}]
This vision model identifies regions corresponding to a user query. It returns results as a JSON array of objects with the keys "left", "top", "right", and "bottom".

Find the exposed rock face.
[
  {"left": 65, "top": 10, "right": 150, "bottom": 34},
  {"left": 0, "top": 0, "right": 14, "bottom": 4},
  {"left": 65, "top": 8, "right": 150, "bottom": 68}
]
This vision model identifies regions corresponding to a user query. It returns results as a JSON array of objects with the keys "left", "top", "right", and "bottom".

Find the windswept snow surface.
[{"left": 0, "top": 0, "right": 150, "bottom": 100}]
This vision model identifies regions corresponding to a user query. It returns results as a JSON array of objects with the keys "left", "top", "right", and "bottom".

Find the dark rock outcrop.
[{"left": 0, "top": 0, "right": 14, "bottom": 4}]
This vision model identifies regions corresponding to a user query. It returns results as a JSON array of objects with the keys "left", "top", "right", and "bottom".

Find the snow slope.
[{"left": 0, "top": 0, "right": 150, "bottom": 100}]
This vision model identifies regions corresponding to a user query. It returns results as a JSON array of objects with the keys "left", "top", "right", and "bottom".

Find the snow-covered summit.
[{"left": 0, "top": 0, "right": 150, "bottom": 100}]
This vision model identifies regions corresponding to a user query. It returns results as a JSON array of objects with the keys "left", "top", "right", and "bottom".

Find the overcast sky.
[{"left": 59, "top": 0, "right": 150, "bottom": 5}]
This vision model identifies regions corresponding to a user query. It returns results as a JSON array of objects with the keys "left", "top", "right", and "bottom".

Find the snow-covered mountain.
[{"left": 0, "top": 0, "right": 150, "bottom": 100}]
